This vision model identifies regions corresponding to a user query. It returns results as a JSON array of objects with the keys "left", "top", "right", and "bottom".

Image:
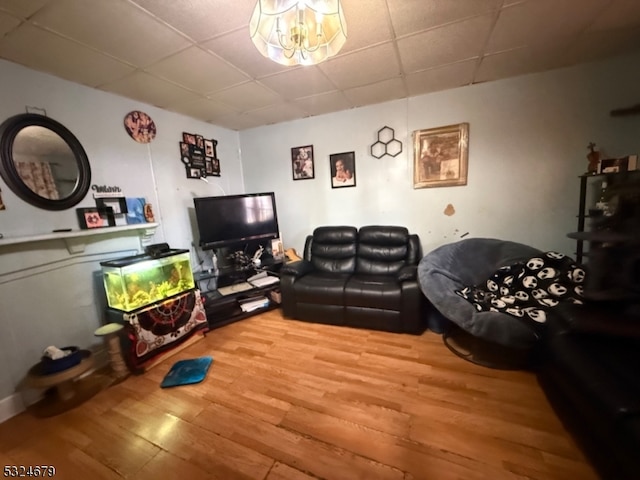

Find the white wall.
[
  {"left": 0, "top": 59, "right": 243, "bottom": 414},
  {"left": 240, "top": 52, "right": 640, "bottom": 257}
]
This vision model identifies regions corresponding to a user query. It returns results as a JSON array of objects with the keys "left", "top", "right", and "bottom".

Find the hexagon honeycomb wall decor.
[{"left": 370, "top": 126, "right": 403, "bottom": 158}]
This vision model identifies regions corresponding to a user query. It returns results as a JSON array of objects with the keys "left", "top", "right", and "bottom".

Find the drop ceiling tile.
[
  {"left": 387, "top": 0, "right": 503, "bottom": 38},
  {"left": 249, "top": 102, "right": 309, "bottom": 126},
  {"left": 405, "top": 60, "right": 476, "bottom": 96},
  {"left": 100, "top": 71, "right": 202, "bottom": 109},
  {"left": 201, "top": 29, "right": 288, "bottom": 79},
  {"left": 564, "top": 26, "right": 640, "bottom": 66},
  {"left": 475, "top": 44, "right": 569, "bottom": 83},
  {"left": 169, "top": 98, "right": 237, "bottom": 123},
  {"left": 132, "top": 0, "right": 254, "bottom": 41},
  {"left": 259, "top": 66, "right": 335, "bottom": 100},
  {"left": 0, "top": 24, "right": 135, "bottom": 87},
  {"left": 318, "top": 42, "right": 401, "bottom": 90},
  {"left": 588, "top": 0, "right": 640, "bottom": 31},
  {"left": 209, "top": 81, "right": 281, "bottom": 112},
  {"left": 339, "top": 0, "right": 393, "bottom": 53},
  {"left": 486, "top": 0, "right": 610, "bottom": 53},
  {"left": 397, "top": 15, "right": 493, "bottom": 74},
  {"left": 146, "top": 46, "right": 250, "bottom": 94},
  {"left": 343, "top": 77, "right": 407, "bottom": 107},
  {"left": 292, "top": 90, "right": 353, "bottom": 116},
  {"left": 31, "top": 0, "right": 191, "bottom": 67},
  {"left": 211, "top": 111, "right": 265, "bottom": 131},
  {"left": 0, "top": 10, "right": 20, "bottom": 37},
  {"left": 0, "top": 0, "right": 50, "bottom": 18}
]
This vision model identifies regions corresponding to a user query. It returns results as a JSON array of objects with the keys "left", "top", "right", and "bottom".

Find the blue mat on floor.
[{"left": 160, "top": 356, "right": 213, "bottom": 388}]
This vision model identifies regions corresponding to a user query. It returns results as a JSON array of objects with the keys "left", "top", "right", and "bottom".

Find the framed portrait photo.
[
  {"left": 329, "top": 151, "right": 356, "bottom": 188},
  {"left": 291, "top": 145, "right": 314, "bottom": 180},
  {"left": 413, "top": 123, "right": 469, "bottom": 188},
  {"left": 76, "top": 207, "right": 115, "bottom": 229}
]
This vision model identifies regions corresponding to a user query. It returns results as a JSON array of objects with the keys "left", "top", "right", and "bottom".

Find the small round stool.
[
  {"left": 26, "top": 351, "right": 94, "bottom": 401},
  {"left": 94, "top": 323, "right": 128, "bottom": 379}
]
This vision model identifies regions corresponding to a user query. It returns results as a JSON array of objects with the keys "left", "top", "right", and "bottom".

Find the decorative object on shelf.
[
  {"left": 95, "top": 196, "right": 128, "bottom": 226},
  {"left": 598, "top": 154, "right": 638, "bottom": 174},
  {"left": 413, "top": 123, "right": 469, "bottom": 189},
  {"left": 76, "top": 206, "right": 115, "bottom": 229},
  {"left": 92, "top": 184, "right": 122, "bottom": 195},
  {"left": 144, "top": 203, "right": 155, "bottom": 222},
  {"left": 586, "top": 142, "right": 600, "bottom": 174},
  {"left": 370, "top": 126, "right": 402, "bottom": 159},
  {"left": 291, "top": 145, "right": 314, "bottom": 180},
  {"left": 330, "top": 151, "right": 356, "bottom": 188},
  {"left": 123, "top": 110, "right": 156, "bottom": 144},
  {"left": 0, "top": 113, "right": 91, "bottom": 210},
  {"left": 181, "top": 131, "right": 220, "bottom": 179},
  {"left": 249, "top": 0, "right": 347, "bottom": 66},
  {"left": 125, "top": 197, "right": 147, "bottom": 224}
]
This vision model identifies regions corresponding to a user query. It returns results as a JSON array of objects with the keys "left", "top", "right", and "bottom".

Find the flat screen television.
[{"left": 193, "top": 192, "right": 280, "bottom": 250}]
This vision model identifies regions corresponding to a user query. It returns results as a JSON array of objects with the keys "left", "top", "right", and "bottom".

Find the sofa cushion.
[
  {"left": 345, "top": 274, "right": 402, "bottom": 311},
  {"left": 294, "top": 272, "right": 351, "bottom": 306},
  {"left": 310, "top": 226, "right": 357, "bottom": 274},
  {"left": 356, "top": 226, "right": 409, "bottom": 275}
]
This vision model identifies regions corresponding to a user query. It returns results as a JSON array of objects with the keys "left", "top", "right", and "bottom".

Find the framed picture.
[
  {"left": 95, "top": 196, "right": 128, "bottom": 215},
  {"left": 329, "top": 151, "right": 356, "bottom": 188},
  {"left": 186, "top": 167, "right": 203, "bottom": 179},
  {"left": 76, "top": 207, "right": 115, "bottom": 229},
  {"left": 204, "top": 139, "right": 214, "bottom": 157},
  {"left": 413, "top": 123, "right": 469, "bottom": 188},
  {"left": 182, "top": 132, "right": 196, "bottom": 145},
  {"left": 291, "top": 145, "right": 314, "bottom": 180}
]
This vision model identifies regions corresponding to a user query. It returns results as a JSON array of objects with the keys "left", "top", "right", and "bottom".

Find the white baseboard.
[{"left": 0, "top": 393, "right": 26, "bottom": 424}]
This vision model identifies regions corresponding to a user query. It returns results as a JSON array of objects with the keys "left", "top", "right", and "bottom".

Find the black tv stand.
[{"left": 195, "top": 261, "right": 283, "bottom": 330}]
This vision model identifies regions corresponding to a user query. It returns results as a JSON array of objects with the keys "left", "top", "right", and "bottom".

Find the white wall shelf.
[{"left": 0, "top": 223, "right": 159, "bottom": 254}]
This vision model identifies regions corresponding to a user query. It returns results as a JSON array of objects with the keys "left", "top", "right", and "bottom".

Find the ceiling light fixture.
[{"left": 250, "top": 0, "right": 347, "bottom": 67}]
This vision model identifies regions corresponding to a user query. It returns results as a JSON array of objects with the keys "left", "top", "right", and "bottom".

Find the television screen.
[{"left": 193, "top": 192, "right": 279, "bottom": 250}]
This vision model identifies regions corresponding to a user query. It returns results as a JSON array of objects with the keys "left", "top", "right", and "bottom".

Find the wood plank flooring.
[{"left": 0, "top": 311, "right": 598, "bottom": 479}]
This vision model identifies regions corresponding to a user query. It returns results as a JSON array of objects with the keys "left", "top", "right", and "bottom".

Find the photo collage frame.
[{"left": 181, "top": 132, "right": 221, "bottom": 179}]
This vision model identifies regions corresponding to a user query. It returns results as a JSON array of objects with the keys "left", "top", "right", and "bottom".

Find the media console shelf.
[{"left": 203, "top": 281, "right": 281, "bottom": 329}]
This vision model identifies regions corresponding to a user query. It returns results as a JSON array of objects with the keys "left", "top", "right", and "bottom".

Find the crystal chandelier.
[{"left": 250, "top": 0, "right": 347, "bottom": 67}]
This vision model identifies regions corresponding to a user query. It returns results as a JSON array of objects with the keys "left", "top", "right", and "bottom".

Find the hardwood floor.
[{"left": 0, "top": 311, "right": 598, "bottom": 479}]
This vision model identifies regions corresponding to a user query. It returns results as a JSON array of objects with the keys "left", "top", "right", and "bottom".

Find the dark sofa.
[
  {"left": 537, "top": 303, "right": 640, "bottom": 480},
  {"left": 280, "top": 225, "right": 426, "bottom": 334}
]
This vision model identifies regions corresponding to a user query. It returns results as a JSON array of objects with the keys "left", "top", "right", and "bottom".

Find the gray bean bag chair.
[{"left": 418, "top": 237, "right": 544, "bottom": 350}]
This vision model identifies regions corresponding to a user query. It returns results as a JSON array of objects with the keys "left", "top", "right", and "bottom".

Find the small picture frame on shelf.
[
  {"left": 95, "top": 196, "right": 128, "bottom": 215},
  {"left": 76, "top": 207, "right": 115, "bottom": 229}
]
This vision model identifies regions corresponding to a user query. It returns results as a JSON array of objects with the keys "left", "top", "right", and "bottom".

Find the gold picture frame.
[{"left": 413, "top": 123, "right": 469, "bottom": 188}]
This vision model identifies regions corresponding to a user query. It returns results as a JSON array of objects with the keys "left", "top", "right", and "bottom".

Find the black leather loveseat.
[
  {"left": 280, "top": 225, "right": 427, "bottom": 334},
  {"left": 537, "top": 303, "right": 640, "bottom": 479}
]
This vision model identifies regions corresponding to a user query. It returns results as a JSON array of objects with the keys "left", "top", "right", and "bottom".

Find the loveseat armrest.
[
  {"left": 281, "top": 260, "right": 315, "bottom": 279},
  {"left": 397, "top": 265, "right": 417, "bottom": 282}
]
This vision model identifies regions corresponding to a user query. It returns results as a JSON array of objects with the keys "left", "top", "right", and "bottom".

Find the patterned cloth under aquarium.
[{"left": 100, "top": 249, "right": 195, "bottom": 312}]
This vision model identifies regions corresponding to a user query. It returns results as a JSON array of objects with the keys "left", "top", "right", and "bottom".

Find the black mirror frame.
[{"left": 0, "top": 113, "right": 91, "bottom": 211}]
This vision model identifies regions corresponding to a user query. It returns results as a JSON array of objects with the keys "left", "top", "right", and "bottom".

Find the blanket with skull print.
[{"left": 455, "top": 251, "right": 586, "bottom": 327}]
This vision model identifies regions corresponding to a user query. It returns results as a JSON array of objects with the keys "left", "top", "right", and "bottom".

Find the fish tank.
[{"left": 100, "top": 249, "right": 195, "bottom": 312}]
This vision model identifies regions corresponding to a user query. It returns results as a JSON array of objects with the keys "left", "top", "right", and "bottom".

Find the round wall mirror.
[{"left": 0, "top": 113, "right": 91, "bottom": 210}]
